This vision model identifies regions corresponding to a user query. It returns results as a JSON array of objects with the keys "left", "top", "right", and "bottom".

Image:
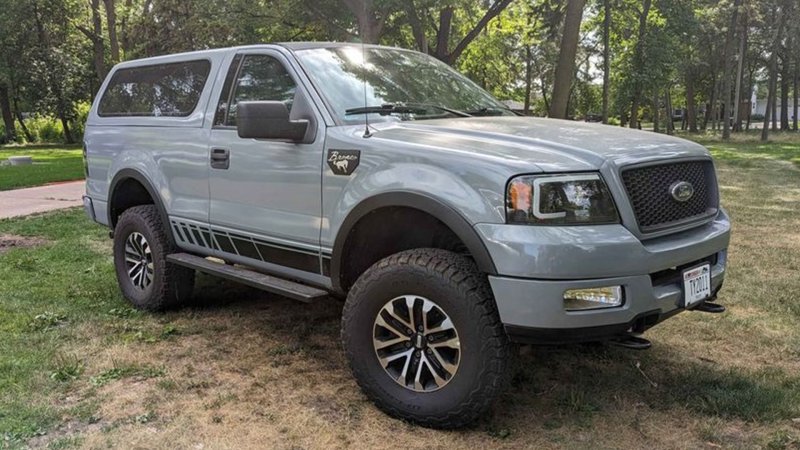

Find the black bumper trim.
[{"left": 504, "top": 309, "right": 667, "bottom": 345}]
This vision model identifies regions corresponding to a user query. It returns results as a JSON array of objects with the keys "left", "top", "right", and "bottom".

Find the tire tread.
[{"left": 341, "top": 248, "right": 511, "bottom": 428}]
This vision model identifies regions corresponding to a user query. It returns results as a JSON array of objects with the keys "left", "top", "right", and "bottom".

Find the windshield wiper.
[
  {"left": 463, "top": 105, "right": 519, "bottom": 116},
  {"left": 345, "top": 103, "right": 472, "bottom": 118}
]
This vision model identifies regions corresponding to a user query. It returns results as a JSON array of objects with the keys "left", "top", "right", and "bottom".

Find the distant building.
[
  {"left": 501, "top": 100, "right": 527, "bottom": 115},
  {"left": 751, "top": 87, "right": 798, "bottom": 119}
]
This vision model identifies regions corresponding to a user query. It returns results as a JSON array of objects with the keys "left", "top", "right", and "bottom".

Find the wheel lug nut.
[
  {"left": 405, "top": 342, "right": 411, "bottom": 348},
  {"left": 426, "top": 348, "right": 432, "bottom": 354},
  {"left": 417, "top": 326, "right": 423, "bottom": 332},
  {"left": 427, "top": 335, "right": 433, "bottom": 341},
  {"left": 407, "top": 329, "right": 413, "bottom": 336}
]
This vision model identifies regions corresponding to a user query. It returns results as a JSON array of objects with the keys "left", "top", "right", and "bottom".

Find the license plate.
[{"left": 683, "top": 264, "right": 711, "bottom": 307}]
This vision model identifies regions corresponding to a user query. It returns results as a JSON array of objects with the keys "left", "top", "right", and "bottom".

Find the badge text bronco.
[{"left": 327, "top": 149, "right": 360, "bottom": 176}]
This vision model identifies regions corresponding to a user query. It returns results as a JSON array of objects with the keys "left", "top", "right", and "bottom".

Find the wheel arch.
[
  {"left": 108, "top": 169, "right": 173, "bottom": 245},
  {"left": 330, "top": 191, "right": 498, "bottom": 294}
]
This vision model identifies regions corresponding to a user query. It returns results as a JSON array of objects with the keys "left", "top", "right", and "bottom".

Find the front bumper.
[{"left": 476, "top": 209, "right": 730, "bottom": 343}]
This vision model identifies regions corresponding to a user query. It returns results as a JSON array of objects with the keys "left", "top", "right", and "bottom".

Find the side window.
[
  {"left": 220, "top": 55, "right": 297, "bottom": 127},
  {"left": 98, "top": 60, "right": 211, "bottom": 117},
  {"left": 213, "top": 54, "right": 242, "bottom": 126}
]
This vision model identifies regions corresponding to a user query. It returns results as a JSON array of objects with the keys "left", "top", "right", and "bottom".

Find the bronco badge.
[{"left": 327, "top": 149, "right": 360, "bottom": 176}]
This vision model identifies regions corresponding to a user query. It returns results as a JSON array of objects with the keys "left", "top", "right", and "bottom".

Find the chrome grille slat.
[{"left": 621, "top": 160, "right": 717, "bottom": 233}]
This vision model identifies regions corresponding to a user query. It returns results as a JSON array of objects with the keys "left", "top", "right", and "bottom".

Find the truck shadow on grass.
[{"left": 186, "top": 273, "right": 800, "bottom": 435}]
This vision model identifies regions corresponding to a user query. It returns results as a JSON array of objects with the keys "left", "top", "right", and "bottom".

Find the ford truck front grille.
[{"left": 621, "top": 160, "right": 718, "bottom": 233}]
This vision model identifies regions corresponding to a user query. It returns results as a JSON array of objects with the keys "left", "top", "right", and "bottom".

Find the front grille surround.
[{"left": 620, "top": 159, "right": 719, "bottom": 234}]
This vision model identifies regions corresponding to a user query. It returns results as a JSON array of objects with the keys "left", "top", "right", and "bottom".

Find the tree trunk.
[
  {"left": 762, "top": 79, "right": 776, "bottom": 141},
  {"left": 652, "top": 89, "right": 660, "bottom": 133},
  {"left": 794, "top": 58, "right": 798, "bottom": 131},
  {"left": 60, "top": 116, "right": 74, "bottom": 144},
  {"left": 549, "top": 0, "right": 587, "bottom": 119},
  {"left": 12, "top": 96, "right": 33, "bottom": 142},
  {"left": 404, "top": 1, "right": 428, "bottom": 53},
  {"left": 601, "top": 0, "right": 611, "bottom": 124},
  {"left": 0, "top": 84, "right": 17, "bottom": 143},
  {"left": 763, "top": 1, "right": 790, "bottom": 141},
  {"left": 686, "top": 72, "right": 698, "bottom": 132},
  {"left": 15, "top": 112, "right": 32, "bottom": 142},
  {"left": 523, "top": 45, "right": 532, "bottom": 115},
  {"left": 721, "top": 0, "right": 741, "bottom": 139},
  {"left": 745, "top": 67, "right": 754, "bottom": 130},
  {"left": 426, "top": 0, "right": 513, "bottom": 65},
  {"left": 681, "top": 107, "right": 687, "bottom": 131},
  {"left": 665, "top": 88, "right": 674, "bottom": 135},
  {"left": 781, "top": 50, "right": 791, "bottom": 130},
  {"left": 91, "top": 0, "right": 106, "bottom": 80},
  {"left": 103, "top": 0, "right": 120, "bottom": 62},
  {"left": 772, "top": 84, "right": 778, "bottom": 131},
  {"left": 343, "top": 0, "right": 383, "bottom": 44},
  {"left": 120, "top": 0, "right": 133, "bottom": 56},
  {"left": 628, "top": 0, "right": 652, "bottom": 128},
  {"left": 701, "top": 67, "right": 719, "bottom": 131},
  {"left": 540, "top": 75, "right": 550, "bottom": 113},
  {"left": 733, "top": 16, "right": 747, "bottom": 132},
  {"left": 712, "top": 73, "right": 721, "bottom": 130},
  {"left": 434, "top": 7, "right": 453, "bottom": 61}
]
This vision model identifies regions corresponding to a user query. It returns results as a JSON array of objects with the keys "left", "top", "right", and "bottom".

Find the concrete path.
[{"left": 0, "top": 180, "right": 85, "bottom": 220}]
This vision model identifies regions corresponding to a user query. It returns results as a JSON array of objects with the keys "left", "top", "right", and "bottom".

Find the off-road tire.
[
  {"left": 341, "top": 248, "right": 511, "bottom": 428},
  {"left": 113, "top": 205, "right": 194, "bottom": 310}
]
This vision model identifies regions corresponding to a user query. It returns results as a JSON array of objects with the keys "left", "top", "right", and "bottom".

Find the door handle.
[{"left": 210, "top": 148, "right": 230, "bottom": 169}]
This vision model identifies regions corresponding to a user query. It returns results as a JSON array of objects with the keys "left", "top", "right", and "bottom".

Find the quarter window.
[
  {"left": 219, "top": 55, "right": 297, "bottom": 127},
  {"left": 98, "top": 60, "right": 211, "bottom": 117}
]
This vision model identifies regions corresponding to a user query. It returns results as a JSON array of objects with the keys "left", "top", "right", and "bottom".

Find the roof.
[
  {"left": 277, "top": 41, "right": 405, "bottom": 51},
  {"left": 111, "top": 42, "right": 417, "bottom": 69}
]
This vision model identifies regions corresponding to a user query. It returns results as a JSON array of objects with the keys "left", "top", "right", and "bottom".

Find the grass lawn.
[
  {"left": 0, "top": 145, "right": 84, "bottom": 191},
  {"left": 1, "top": 135, "right": 799, "bottom": 449},
  {"left": 688, "top": 131, "right": 800, "bottom": 168}
]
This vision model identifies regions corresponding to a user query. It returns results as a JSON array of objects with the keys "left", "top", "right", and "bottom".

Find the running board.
[{"left": 167, "top": 253, "right": 328, "bottom": 303}]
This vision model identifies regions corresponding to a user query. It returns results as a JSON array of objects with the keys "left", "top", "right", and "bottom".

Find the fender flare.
[
  {"left": 330, "top": 191, "right": 498, "bottom": 292},
  {"left": 108, "top": 169, "right": 173, "bottom": 244}
]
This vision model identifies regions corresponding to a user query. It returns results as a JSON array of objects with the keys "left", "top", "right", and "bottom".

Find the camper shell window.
[{"left": 98, "top": 60, "right": 211, "bottom": 117}]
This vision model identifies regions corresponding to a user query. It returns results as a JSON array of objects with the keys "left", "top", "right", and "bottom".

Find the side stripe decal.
[{"left": 170, "top": 219, "right": 321, "bottom": 274}]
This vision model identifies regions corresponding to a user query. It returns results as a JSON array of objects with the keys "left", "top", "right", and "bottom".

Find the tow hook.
[
  {"left": 695, "top": 301, "right": 726, "bottom": 313},
  {"left": 609, "top": 334, "right": 652, "bottom": 350}
]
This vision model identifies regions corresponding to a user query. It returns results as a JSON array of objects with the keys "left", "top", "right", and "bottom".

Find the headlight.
[{"left": 506, "top": 173, "right": 619, "bottom": 225}]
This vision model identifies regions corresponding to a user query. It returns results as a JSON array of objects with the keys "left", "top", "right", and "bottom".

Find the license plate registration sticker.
[{"left": 683, "top": 264, "right": 711, "bottom": 307}]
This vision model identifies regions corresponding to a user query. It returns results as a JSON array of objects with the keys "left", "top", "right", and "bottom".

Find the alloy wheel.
[
  {"left": 124, "top": 231, "right": 154, "bottom": 290},
  {"left": 372, "top": 295, "right": 461, "bottom": 392}
]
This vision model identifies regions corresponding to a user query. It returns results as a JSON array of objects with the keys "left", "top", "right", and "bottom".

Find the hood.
[{"left": 368, "top": 116, "right": 710, "bottom": 172}]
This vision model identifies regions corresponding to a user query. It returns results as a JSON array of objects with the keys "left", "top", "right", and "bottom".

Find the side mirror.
[{"left": 236, "top": 101, "right": 308, "bottom": 142}]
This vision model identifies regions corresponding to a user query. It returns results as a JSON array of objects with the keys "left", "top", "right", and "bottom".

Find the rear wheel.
[
  {"left": 113, "top": 205, "right": 194, "bottom": 310},
  {"left": 341, "top": 248, "right": 511, "bottom": 428}
]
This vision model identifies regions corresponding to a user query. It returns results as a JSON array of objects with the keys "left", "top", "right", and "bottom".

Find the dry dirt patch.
[{"left": 0, "top": 233, "right": 48, "bottom": 254}]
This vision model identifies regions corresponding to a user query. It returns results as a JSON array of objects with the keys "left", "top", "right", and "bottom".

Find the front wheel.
[{"left": 341, "top": 248, "right": 511, "bottom": 428}]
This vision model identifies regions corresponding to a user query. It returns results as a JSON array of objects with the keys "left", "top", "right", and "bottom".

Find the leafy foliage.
[{"left": 0, "top": 0, "right": 794, "bottom": 143}]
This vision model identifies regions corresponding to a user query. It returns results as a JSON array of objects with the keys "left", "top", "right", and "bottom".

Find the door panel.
[{"left": 208, "top": 51, "right": 323, "bottom": 266}]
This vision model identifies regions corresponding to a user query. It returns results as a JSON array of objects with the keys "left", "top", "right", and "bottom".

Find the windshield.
[{"left": 294, "top": 46, "right": 515, "bottom": 123}]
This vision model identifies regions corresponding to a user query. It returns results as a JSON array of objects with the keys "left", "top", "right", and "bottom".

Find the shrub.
[{"left": 25, "top": 115, "right": 63, "bottom": 143}]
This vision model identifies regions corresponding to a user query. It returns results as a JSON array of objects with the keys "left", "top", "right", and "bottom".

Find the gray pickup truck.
[{"left": 83, "top": 42, "right": 730, "bottom": 428}]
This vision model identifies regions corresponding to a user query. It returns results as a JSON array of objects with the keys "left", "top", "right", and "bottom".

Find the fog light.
[{"left": 563, "top": 286, "right": 623, "bottom": 311}]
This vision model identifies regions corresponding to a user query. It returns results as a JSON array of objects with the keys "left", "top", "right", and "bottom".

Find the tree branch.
[{"left": 447, "top": 0, "right": 513, "bottom": 64}]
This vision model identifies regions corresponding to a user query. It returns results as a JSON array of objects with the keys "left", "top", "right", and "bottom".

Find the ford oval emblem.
[{"left": 670, "top": 181, "right": 694, "bottom": 202}]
